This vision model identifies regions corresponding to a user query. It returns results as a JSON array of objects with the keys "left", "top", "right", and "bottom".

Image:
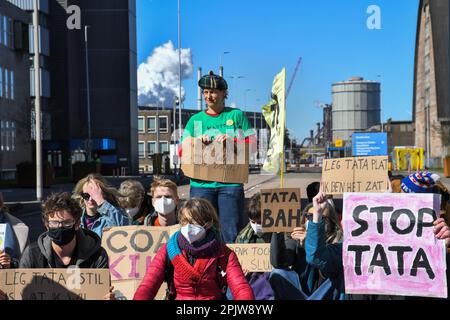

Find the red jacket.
[{"left": 133, "top": 244, "right": 254, "bottom": 300}]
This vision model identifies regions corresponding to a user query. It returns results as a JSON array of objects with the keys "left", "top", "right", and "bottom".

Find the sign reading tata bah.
[
  {"left": 343, "top": 193, "right": 447, "bottom": 298},
  {"left": 352, "top": 133, "right": 388, "bottom": 157}
]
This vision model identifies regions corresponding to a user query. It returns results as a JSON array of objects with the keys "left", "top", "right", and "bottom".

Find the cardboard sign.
[
  {"left": 227, "top": 244, "right": 272, "bottom": 272},
  {"left": 321, "top": 156, "right": 390, "bottom": 195},
  {"left": 181, "top": 136, "right": 249, "bottom": 184},
  {"left": 0, "top": 268, "right": 110, "bottom": 300},
  {"left": 0, "top": 224, "right": 6, "bottom": 252},
  {"left": 343, "top": 193, "right": 447, "bottom": 298},
  {"left": 102, "top": 225, "right": 180, "bottom": 300},
  {"left": 260, "top": 188, "right": 302, "bottom": 232}
]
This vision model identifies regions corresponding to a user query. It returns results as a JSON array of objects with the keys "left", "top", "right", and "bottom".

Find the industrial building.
[
  {"left": 413, "top": 0, "right": 450, "bottom": 168},
  {"left": 332, "top": 77, "right": 381, "bottom": 143},
  {"left": 3, "top": 0, "right": 138, "bottom": 178}
]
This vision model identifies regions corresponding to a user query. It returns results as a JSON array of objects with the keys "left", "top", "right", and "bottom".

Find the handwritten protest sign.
[
  {"left": 0, "top": 224, "right": 6, "bottom": 251},
  {"left": 343, "top": 193, "right": 447, "bottom": 298},
  {"left": 102, "top": 225, "right": 180, "bottom": 300},
  {"left": 227, "top": 244, "right": 272, "bottom": 272},
  {"left": 321, "top": 156, "right": 390, "bottom": 195},
  {"left": 0, "top": 268, "right": 110, "bottom": 300},
  {"left": 260, "top": 188, "right": 301, "bottom": 232}
]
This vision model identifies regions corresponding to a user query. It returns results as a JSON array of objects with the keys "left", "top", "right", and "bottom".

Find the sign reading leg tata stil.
[{"left": 343, "top": 193, "right": 447, "bottom": 298}]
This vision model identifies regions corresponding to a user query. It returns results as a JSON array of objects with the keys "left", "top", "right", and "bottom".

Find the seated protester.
[
  {"left": 143, "top": 178, "right": 180, "bottom": 227},
  {"left": 74, "top": 173, "right": 129, "bottom": 238},
  {"left": 233, "top": 193, "right": 274, "bottom": 300},
  {"left": 269, "top": 202, "right": 343, "bottom": 300},
  {"left": 118, "top": 180, "right": 154, "bottom": 225},
  {"left": 11, "top": 192, "right": 113, "bottom": 300},
  {"left": 133, "top": 198, "right": 254, "bottom": 300},
  {"left": 307, "top": 191, "right": 450, "bottom": 301},
  {"left": 0, "top": 192, "right": 29, "bottom": 268}
]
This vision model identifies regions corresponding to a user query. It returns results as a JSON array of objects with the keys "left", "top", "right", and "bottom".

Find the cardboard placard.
[
  {"left": 0, "top": 268, "right": 110, "bottom": 300},
  {"left": 101, "top": 225, "right": 180, "bottom": 300},
  {"left": 321, "top": 156, "right": 390, "bottom": 195},
  {"left": 227, "top": 244, "right": 272, "bottom": 272},
  {"left": 260, "top": 188, "right": 302, "bottom": 232},
  {"left": 343, "top": 193, "right": 447, "bottom": 298},
  {"left": 181, "top": 136, "right": 249, "bottom": 184}
]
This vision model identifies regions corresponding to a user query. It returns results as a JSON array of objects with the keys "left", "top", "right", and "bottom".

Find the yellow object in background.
[
  {"left": 394, "top": 147, "right": 424, "bottom": 171},
  {"left": 335, "top": 140, "right": 344, "bottom": 148}
]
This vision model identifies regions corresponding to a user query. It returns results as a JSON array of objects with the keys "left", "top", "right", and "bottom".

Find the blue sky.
[{"left": 136, "top": 0, "right": 419, "bottom": 142}]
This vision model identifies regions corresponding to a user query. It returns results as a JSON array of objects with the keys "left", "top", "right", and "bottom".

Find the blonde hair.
[
  {"left": 118, "top": 180, "right": 145, "bottom": 208},
  {"left": 301, "top": 202, "right": 343, "bottom": 244},
  {"left": 150, "top": 177, "right": 178, "bottom": 198},
  {"left": 73, "top": 173, "right": 122, "bottom": 208},
  {"left": 179, "top": 198, "right": 220, "bottom": 230}
]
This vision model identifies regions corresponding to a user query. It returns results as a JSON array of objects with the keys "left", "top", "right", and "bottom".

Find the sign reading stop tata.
[{"left": 343, "top": 193, "right": 447, "bottom": 298}]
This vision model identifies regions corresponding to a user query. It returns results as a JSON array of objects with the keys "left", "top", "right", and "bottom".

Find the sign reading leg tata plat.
[
  {"left": 352, "top": 133, "right": 388, "bottom": 157},
  {"left": 343, "top": 193, "right": 447, "bottom": 298}
]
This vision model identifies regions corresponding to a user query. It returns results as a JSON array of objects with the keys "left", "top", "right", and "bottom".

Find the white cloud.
[{"left": 138, "top": 41, "right": 193, "bottom": 107}]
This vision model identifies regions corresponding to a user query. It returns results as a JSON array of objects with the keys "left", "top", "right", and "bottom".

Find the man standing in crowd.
[{"left": 180, "top": 71, "right": 256, "bottom": 243}]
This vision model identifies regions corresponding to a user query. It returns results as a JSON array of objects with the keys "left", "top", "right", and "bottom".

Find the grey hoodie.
[{"left": 19, "top": 228, "right": 109, "bottom": 269}]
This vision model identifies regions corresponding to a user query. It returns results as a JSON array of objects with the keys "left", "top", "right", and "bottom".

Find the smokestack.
[
  {"left": 197, "top": 67, "right": 202, "bottom": 110},
  {"left": 310, "top": 130, "right": 314, "bottom": 143},
  {"left": 316, "top": 122, "right": 321, "bottom": 144},
  {"left": 219, "top": 66, "right": 224, "bottom": 77}
]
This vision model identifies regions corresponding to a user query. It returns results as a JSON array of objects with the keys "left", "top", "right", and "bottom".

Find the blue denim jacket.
[
  {"left": 305, "top": 219, "right": 346, "bottom": 300},
  {"left": 80, "top": 200, "right": 129, "bottom": 238}
]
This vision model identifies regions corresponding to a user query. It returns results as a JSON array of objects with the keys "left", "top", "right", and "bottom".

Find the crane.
[{"left": 286, "top": 57, "right": 302, "bottom": 99}]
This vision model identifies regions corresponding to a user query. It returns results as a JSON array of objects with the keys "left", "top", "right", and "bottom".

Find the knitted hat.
[
  {"left": 198, "top": 71, "right": 228, "bottom": 90},
  {"left": 400, "top": 171, "right": 441, "bottom": 193}
]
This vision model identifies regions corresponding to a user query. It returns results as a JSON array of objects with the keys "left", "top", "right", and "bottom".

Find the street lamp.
[
  {"left": 229, "top": 75, "right": 245, "bottom": 106},
  {"left": 85, "top": 25, "right": 92, "bottom": 162},
  {"left": 244, "top": 89, "right": 251, "bottom": 112},
  {"left": 219, "top": 51, "right": 231, "bottom": 77},
  {"left": 376, "top": 75, "right": 383, "bottom": 133},
  {"left": 33, "top": 0, "right": 42, "bottom": 201}
]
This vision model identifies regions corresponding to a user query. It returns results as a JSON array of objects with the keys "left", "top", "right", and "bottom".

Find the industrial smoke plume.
[{"left": 138, "top": 41, "right": 193, "bottom": 107}]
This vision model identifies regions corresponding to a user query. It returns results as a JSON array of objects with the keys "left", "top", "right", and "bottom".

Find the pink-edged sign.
[{"left": 343, "top": 193, "right": 447, "bottom": 298}]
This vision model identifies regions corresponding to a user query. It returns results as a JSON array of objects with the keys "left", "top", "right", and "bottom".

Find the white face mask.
[
  {"left": 154, "top": 197, "right": 176, "bottom": 216},
  {"left": 181, "top": 223, "right": 206, "bottom": 244},
  {"left": 250, "top": 222, "right": 263, "bottom": 237},
  {"left": 126, "top": 207, "right": 140, "bottom": 218}
]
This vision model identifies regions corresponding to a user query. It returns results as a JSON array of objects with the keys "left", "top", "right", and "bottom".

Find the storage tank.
[{"left": 332, "top": 77, "right": 381, "bottom": 143}]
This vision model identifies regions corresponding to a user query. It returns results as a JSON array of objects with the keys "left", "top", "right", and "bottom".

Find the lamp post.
[
  {"left": 376, "top": 75, "right": 383, "bottom": 133},
  {"left": 176, "top": 0, "right": 182, "bottom": 170},
  {"left": 84, "top": 25, "right": 92, "bottom": 162},
  {"left": 219, "top": 51, "right": 230, "bottom": 77},
  {"left": 33, "top": 0, "right": 42, "bottom": 201},
  {"left": 229, "top": 75, "right": 245, "bottom": 106}
]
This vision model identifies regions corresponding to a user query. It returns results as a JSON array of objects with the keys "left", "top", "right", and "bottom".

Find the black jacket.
[{"left": 19, "top": 228, "right": 109, "bottom": 269}]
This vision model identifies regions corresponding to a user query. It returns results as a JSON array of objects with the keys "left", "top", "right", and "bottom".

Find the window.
[
  {"left": 0, "top": 14, "right": 3, "bottom": 45},
  {"left": 4, "top": 69, "right": 9, "bottom": 99},
  {"left": 147, "top": 141, "right": 156, "bottom": 156},
  {"left": 3, "top": 16, "right": 7, "bottom": 47},
  {"left": 138, "top": 141, "right": 145, "bottom": 158},
  {"left": 5, "top": 121, "right": 9, "bottom": 151},
  {"left": 0, "top": 67, "right": 3, "bottom": 97},
  {"left": 147, "top": 116, "right": 156, "bottom": 133},
  {"left": 11, "top": 122, "right": 15, "bottom": 151},
  {"left": 159, "top": 116, "right": 168, "bottom": 133},
  {"left": 159, "top": 141, "right": 169, "bottom": 154},
  {"left": 10, "top": 70, "right": 13, "bottom": 100},
  {"left": 0, "top": 121, "right": 3, "bottom": 151},
  {"left": 138, "top": 116, "right": 145, "bottom": 133},
  {"left": 7, "top": 17, "right": 12, "bottom": 48}
]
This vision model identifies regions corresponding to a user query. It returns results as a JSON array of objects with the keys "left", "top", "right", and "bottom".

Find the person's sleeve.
[
  {"left": 270, "top": 232, "right": 298, "bottom": 268},
  {"left": 18, "top": 245, "right": 33, "bottom": 268},
  {"left": 95, "top": 248, "right": 109, "bottom": 269},
  {"left": 133, "top": 245, "right": 167, "bottom": 300},
  {"left": 99, "top": 201, "right": 129, "bottom": 226},
  {"left": 226, "top": 251, "right": 255, "bottom": 300},
  {"left": 304, "top": 220, "right": 343, "bottom": 278}
]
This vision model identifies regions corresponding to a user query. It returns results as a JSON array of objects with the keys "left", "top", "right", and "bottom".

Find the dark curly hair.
[
  {"left": 247, "top": 193, "right": 261, "bottom": 222},
  {"left": 41, "top": 192, "right": 83, "bottom": 224}
]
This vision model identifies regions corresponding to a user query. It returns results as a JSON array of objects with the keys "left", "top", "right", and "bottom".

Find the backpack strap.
[
  {"left": 164, "top": 251, "right": 176, "bottom": 300},
  {"left": 216, "top": 246, "right": 231, "bottom": 298}
]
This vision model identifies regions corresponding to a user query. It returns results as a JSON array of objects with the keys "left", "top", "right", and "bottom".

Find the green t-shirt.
[{"left": 182, "top": 107, "right": 255, "bottom": 188}]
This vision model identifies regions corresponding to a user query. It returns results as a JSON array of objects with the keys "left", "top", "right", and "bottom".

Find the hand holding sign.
[
  {"left": 434, "top": 218, "right": 450, "bottom": 247},
  {"left": 0, "top": 251, "right": 11, "bottom": 269}
]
